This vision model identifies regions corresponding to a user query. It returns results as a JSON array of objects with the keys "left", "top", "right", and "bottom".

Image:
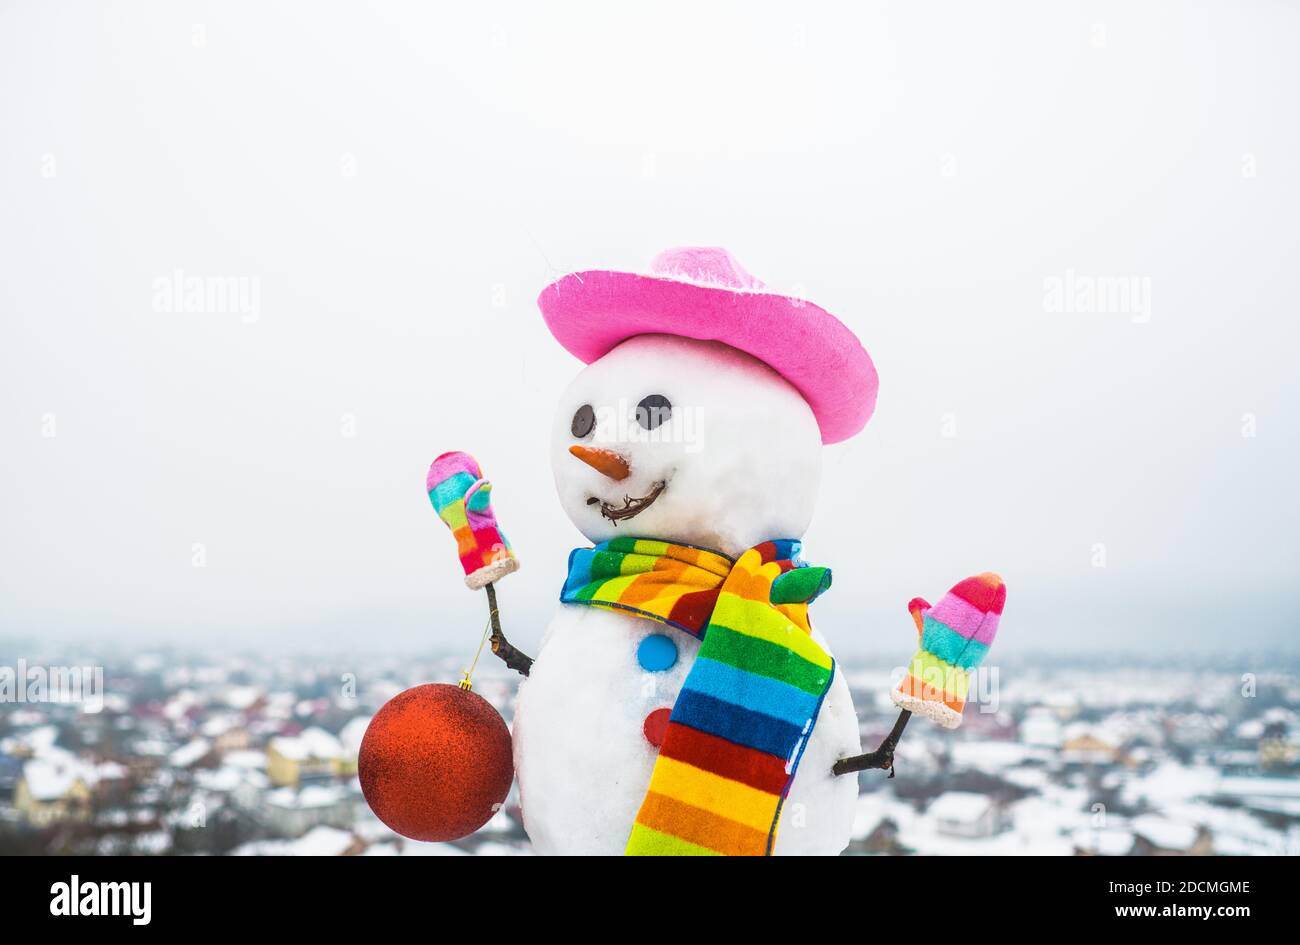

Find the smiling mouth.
[{"left": 586, "top": 480, "right": 667, "bottom": 525}]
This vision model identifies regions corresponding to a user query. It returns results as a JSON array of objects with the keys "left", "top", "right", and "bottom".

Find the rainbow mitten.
[
  {"left": 892, "top": 573, "right": 1005, "bottom": 728},
  {"left": 426, "top": 451, "right": 519, "bottom": 589}
]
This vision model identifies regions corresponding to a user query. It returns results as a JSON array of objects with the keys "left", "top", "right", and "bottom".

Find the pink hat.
[{"left": 536, "top": 247, "right": 878, "bottom": 444}]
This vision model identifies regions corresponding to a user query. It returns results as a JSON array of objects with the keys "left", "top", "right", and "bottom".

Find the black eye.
[
  {"left": 636, "top": 394, "right": 672, "bottom": 431},
  {"left": 571, "top": 404, "right": 596, "bottom": 438}
]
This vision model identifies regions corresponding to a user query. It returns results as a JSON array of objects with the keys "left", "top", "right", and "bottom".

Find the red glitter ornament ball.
[{"left": 358, "top": 683, "right": 513, "bottom": 842}]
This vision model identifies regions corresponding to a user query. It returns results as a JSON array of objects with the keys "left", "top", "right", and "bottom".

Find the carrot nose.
[{"left": 569, "top": 445, "right": 630, "bottom": 481}]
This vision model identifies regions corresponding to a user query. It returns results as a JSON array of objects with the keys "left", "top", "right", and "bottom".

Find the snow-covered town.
[{"left": 2, "top": 645, "right": 1297, "bottom": 856}]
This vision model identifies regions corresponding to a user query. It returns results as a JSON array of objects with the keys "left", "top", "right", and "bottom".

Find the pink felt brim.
[{"left": 537, "top": 271, "right": 878, "bottom": 444}]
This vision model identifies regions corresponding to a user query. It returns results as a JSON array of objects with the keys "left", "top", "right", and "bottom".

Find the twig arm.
[
  {"left": 832, "top": 709, "right": 912, "bottom": 778},
  {"left": 484, "top": 582, "right": 533, "bottom": 677}
]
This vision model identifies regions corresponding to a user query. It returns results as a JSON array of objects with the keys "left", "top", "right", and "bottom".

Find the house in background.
[
  {"left": 928, "top": 792, "right": 1008, "bottom": 839},
  {"left": 290, "top": 825, "right": 365, "bottom": 855},
  {"left": 1129, "top": 814, "right": 1214, "bottom": 855},
  {"left": 229, "top": 824, "right": 365, "bottom": 856},
  {"left": 14, "top": 757, "right": 93, "bottom": 828},
  {"left": 1071, "top": 827, "right": 1137, "bottom": 856},
  {"left": 1060, "top": 724, "right": 1121, "bottom": 766},
  {"left": 258, "top": 783, "right": 353, "bottom": 837},
  {"left": 266, "top": 728, "right": 346, "bottom": 786},
  {"left": 169, "top": 738, "right": 212, "bottom": 770},
  {"left": 854, "top": 816, "right": 904, "bottom": 855}
]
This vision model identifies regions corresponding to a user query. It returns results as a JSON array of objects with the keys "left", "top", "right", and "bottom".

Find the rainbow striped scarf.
[{"left": 561, "top": 537, "right": 834, "bottom": 855}]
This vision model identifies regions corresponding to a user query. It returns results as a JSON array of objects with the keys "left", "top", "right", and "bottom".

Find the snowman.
[{"left": 482, "top": 248, "right": 1004, "bottom": 856}]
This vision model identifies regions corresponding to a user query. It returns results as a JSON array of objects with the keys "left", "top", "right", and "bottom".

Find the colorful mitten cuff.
[
  {"left": 892, "top": 572, "right": 1005, "bottom": 729},
  {"left": 426, "top": 451, "right": 519, "bottom": 589}
]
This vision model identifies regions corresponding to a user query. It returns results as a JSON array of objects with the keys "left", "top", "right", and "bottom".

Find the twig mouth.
[{"left": 588, "top": 480, "right": 667, "bottom": 525}]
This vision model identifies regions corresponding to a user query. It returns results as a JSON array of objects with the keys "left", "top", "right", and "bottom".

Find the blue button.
[{"left": 636, "top": 633, "right": 678, "bottom": 672}]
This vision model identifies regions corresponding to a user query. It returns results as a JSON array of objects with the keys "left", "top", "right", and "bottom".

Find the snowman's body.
[
  {"left": 514, "top": 334, "right": 863, "bottom": 855},
  {"left": 515, "top": 606, "right": 860, "bottom": 855}
]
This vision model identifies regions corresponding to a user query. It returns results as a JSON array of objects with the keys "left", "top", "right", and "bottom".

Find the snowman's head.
[{"left": 550, "top": 334, "right": 822, "bottom": 557}]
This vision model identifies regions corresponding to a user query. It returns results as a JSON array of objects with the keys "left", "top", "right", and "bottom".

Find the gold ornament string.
[{"left": 458, "top": 610, "right": 493, "bottom": 691}]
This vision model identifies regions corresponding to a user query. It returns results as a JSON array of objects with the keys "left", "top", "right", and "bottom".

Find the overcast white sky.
[{"left": 2, "top": 1, "right": 1297, "bottom": 657}]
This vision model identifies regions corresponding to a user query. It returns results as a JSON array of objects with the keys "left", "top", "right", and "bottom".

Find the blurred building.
[
  {"left": 14, "top": 757, "right": 93, "bottom": 828},
  {"left": 266, "top": 728, "right": 348, "bottom": 786}
]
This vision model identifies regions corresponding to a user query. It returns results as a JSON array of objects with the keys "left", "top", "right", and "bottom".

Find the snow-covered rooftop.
[
  {"left": 949, "top": 740, "right": 1049, "bottom": 771},
  {"left": 928, "top": 792, "right": 993, "bottom": 823},
  {"left": 1119, "top": 761, "right": 1220, "bottom": 807},
  {"left": 220, "top": 686, "right": 262, "bottom": 710},
  {"left": 1130, "top": 814, "right": 1200, "bottom": 851},
  {"left": 269, "top": 727, "right": 343, "bottom": 761},
  {"left": 264, "top": 783, "right": 347, "bottom": 810},
  {"left": 22, "top": 757, "right": 91, "bottom": 801},
  {"left": 1071, "top": 827, "right": 1135, "bottom": 856},
  {"left": 288, "top": 826, "right": 356, "bottom": 856},
  {"left": 168, "top": 738, "right": 210, "bottom": 768},
  {"left": 221, "top": 749, "right": 267, "bottom": 770},
  {"left": 1214, "top": 775, "right": 1300, "bottom": 800},
  {"left": 194, "top": 766, "right": 246, "bottom": 793}
]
